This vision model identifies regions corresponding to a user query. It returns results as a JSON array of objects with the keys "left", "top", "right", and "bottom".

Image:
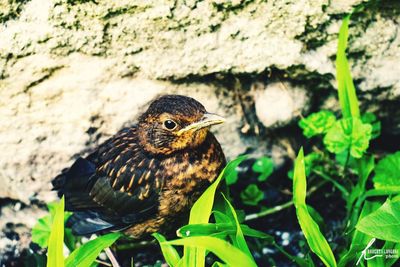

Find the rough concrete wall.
[{"left": 1, "top": 0, "right": 399, "bottom": 206}]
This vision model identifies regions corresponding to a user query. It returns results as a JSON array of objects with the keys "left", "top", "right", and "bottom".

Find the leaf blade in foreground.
[
  {"left": 293, "top": 149, "right": 337, "bottom": 267},
  {"left": 165, "top": 236, "right": 257, "bottom": 267},
  {"left": 356, "top": 199, "right": 400, "bottom": 243},
  {"left": 65, "top": 232, "right": 122, "bottom": 267},
  {"left": 46, "top": 197, "right": 65, "bottom": 267}
]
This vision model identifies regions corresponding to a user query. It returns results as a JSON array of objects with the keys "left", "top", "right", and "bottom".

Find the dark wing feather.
[{"left": 54, "top": 127, "right": 164, "bottom": 235}]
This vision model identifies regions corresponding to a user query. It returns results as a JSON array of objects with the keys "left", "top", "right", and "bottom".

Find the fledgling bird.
[{"left": 53, "top": 95, "right": 226, "bottom": 238}]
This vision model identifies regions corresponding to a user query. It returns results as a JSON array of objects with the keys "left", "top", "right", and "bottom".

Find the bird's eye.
[{"left": 163, "top": 119, "right": 177, "bottom": 130}]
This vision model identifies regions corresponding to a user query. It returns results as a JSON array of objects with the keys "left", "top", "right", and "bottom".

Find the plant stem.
[
  {"left": 105, "top": 247, "right": 121, "bottom": 267},
  {"left": 245, "top": 181, "right": 327, "bottom": 221},
  {"left": 95, "top": 259, "right": 112, "bottom": 267},
  {"left": 245, "top": 201, "right": 294, "bottom": 221},
  {"left": 313, "top": 170, "right": 349, "bottom": 197}
]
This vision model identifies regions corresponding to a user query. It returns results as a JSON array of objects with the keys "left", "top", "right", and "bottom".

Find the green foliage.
[
  {"left": 31, "top": 212, "right": 53, "bottom": 249},
  {"left": 252, "top": 156, "right": 274, "bottom": 181},
  {"left": 361, "top": 112, "right": 381, "bottom": 139},
  {"left": 153, "top": 233, "right": 180, "bottom": 266},
  {"left": 373, "top": 151, "right": 400, "bottom": 191},
  {"left": 154, "top": 157, "right": 261, "bottom": 267},
  {"left": 46, "top": 196, "right": 65, "bottom": 267},
  {"left": 356, "top": 198, "right": 400, "bottom": 243},
  {"left": 240, "top": 184, "right": 264, "bottom": 206},
  {"left": 299, "top": 111, "right": 336, "bottom": 138},
  {"left": 338, "top": 201, "right": 381, "bottom": 267},
  {"left": 225, "top": 155, "right": 247, "bottom": 185},
  {"left": 323, "top": 117, "right": 372, "bottom": 158},
  {"left": 336, "top": 13, "right": 360, "bottom": 119},
  {"left": 164, "top": 236, "right": 257, "bottom": 267},
  {"left": 31, "top": 203, "right": 75, "bottom": 250},
  {"left": 176, "top": 223, "right": 272, "bottom": 239},
  {"left": 65, "top": 232, "right": 122, "bottom": 267},
  {"left": 288, "top": 152, "right": 322, "bottom": 179},
  {"left": 292, "top": 149, "right": 337, "bottom": 267}
]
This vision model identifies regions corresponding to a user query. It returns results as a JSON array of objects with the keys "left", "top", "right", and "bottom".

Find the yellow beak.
[{"left": 177, "top": 113, "right": 225, "bottom": 135}]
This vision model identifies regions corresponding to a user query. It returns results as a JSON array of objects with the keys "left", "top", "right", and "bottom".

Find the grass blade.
[
  {"left": 293, "top": 148, "right": 337, "bottom": 267},
  {"left": 177, "top": 223, "right": 272, "bottom": 239},
  {"left": 183, "top": 156, "right": 246, "bottom": 267},
  {"left": 153, "top": 233, "right": 181, "bottom": 266},
  {"left": 165, "top": 236, "right": 257, "bottom": 267},
  {"left": 47, "top": 196, "right": 65, "bottom": 267},
  {"left": 221, "top": 193, "right": 253, "bottom": 259},
  {"left": 65, "top": 232, "right": 122, "bottom": 267},
  {"left": 336, "top": 13, "right": 360, "bottom": 119}
]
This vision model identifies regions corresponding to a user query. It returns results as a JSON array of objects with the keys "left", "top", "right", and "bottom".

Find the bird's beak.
[{"left": 177, "top": 113, "right": 225, "bottom": 135}]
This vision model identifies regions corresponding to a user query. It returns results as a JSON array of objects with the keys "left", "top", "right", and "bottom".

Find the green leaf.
[
  {"left": 47, "top": 197, "right": 65, "bottom": 267},
  {"left": 361, "top": 113, "right": 381, "bottom": 139},
  {"left": 240, "top": 184, "right": 264, "bottom": 206},
  {"left": 299, "top": 111, "right": 337, "bottom": 138},
  {"left": 31, "top": 214, "right": 53, "bottom": 248},
  {"left": 373, "top": 151, "right": 400, "bottom": 191},
  {"left": 65, "top": 232, "right": 122, "bottom": 267},
  {"left": 288, "top": 152, "right": 322, "bottom": 179},
  {"left": 356, "top": 199, "right": 400, "bottom": 243},
  {"left": 31, "top": 204, "right": 75, "bottom": 250},
  {"left": 252, "top": 157, "right": 274, "bottom": 181},
  {"left": 293, "top": 148, "right": 337, "bottom": 267},
  {"left": 165, "top": 236, "right": 257, "bottom": 267},
  {"left": 336, "top": 14, "right": 360, "bottom": 118},
  {"left": 184, "top": 156, "right": 246, "bottom": 267},
  {"left": 221, "top": 193, "right": 253, "bottom": 259},
  {"left": 224, "top": 155, "right": 247, "bottom": 185},
  {"left": 338, "top": 201, "right": 381, "bottom": 267},
  {"left": 323, "top": 117, "right": 372, "bottom": 158},
  {"left": 177, "top": 223, "right": 272, "bottom": 239},
  {"left": 153, "top": 233, "right": 181, "bottom": 267}
]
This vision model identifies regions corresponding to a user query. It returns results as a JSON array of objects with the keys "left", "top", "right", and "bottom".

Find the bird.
[{"left": 53, "top": 94, "right": 226, "bottom": 239}]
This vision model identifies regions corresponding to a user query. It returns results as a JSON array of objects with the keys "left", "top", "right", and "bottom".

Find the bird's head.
[{"left": 138, "top": 95, "right": 225, "bottom": 155}]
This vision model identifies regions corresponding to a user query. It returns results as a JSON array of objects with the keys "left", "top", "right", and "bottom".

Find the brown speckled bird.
[{"left": 53, "top": 95, "right": 226, "bottom": 238}]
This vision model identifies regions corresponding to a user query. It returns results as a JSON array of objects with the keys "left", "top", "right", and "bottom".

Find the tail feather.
[
  {"left": 52, "top": 157, "right": 97, "bottom": 210},
  {"left": 67, "top": 211, "right": 116, "bottom": 236}
]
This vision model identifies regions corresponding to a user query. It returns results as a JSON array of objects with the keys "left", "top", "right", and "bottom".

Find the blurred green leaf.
[
  {"left": 224, "top": 155, "right": 247, "bottom": 185},
  {"left": 153, "top": 233, "right": 180, "bottom": 267},
  {"left": 65, "top": 232, "right": 122, "bottom": 267},
  {"left": 47, "top": 197, "right": 65, "bottom": 267},
  {"left": 361, "top": 113, "right": 381, "bottom": 139},
  {"left": 165, "top": 236, "right": 257, "bottom": 267},
  {"left": 252, "top": 157, "right": 274, "bottom": 182},
  {"left": 177, "top": 223, "right": 272, "bottom": 240},
  {"left": 356, "top": 198, "right": 400, "bottom": 243},
  {"left": 240, "top": 184, "right": 264, "bottom": 206},
  {"left": 373, "top": 151, "right": 400, "bottom": 191},
  {"left": 288, "top": 152, "right": 322, "bottom": 179},
  {"left": 336, "top": 14, "right": 360, "bottom": 119},
  {"left": 324, "top": 117, "right": 372, "bottom": 158},
  {"left": 31, "top": 214, "right": 53, "bottom": 249},
  {"left": 31, "top": 202, "right": 74, "bottom": 250},
  {"left": 293, "top": 148, "right": 337, "bottom": 267},
  {"left": 299, "top": 111, "right": 337, "bottom": 138}
]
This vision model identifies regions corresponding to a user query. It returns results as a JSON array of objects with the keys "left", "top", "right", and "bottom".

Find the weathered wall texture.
[{"left": 1, "top": 0, "right": 399, "bottom": 206}]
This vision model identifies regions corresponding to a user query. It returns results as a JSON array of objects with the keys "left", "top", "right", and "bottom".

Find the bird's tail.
[{"left": 52, "top": 157, "right": 119, "bottom": 235}]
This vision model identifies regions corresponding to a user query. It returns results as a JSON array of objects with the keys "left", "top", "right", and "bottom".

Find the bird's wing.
[{"left": 54, "top": 127, "right": 164, "bottom": 234}]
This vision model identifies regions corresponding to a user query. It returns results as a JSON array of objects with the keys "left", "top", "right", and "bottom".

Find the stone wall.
[{"left": 0, "top": 0, "right": 399, "bottom": 215}]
